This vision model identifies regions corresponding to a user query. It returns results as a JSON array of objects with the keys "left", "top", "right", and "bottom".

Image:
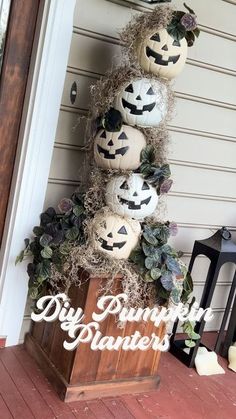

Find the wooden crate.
[{"left": 25, "top": 271, "right": 165, "bottom": 402}]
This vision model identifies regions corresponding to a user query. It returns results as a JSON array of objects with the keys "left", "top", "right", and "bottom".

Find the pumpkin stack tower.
[{"left": 90, "top": 3, "right": 199, "bottom": 265}]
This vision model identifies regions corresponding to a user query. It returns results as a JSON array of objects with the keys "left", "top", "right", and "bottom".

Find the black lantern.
[
  {"left": 170, "top": 227, "right": 236, "bottom": 368},
  {"left": 140, "top": 1, "right": 171, "bottom": 3}
]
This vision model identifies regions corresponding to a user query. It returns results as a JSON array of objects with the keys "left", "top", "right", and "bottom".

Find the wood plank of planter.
[
  {"left": 70, "top": 277, "right": 111, "bottom": 384},
  {"left": 25, "top": 272, "right": 164, "bottom": 401}
]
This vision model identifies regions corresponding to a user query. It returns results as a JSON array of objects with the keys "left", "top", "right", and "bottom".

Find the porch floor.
[{"left": 0, "top": 336, "right": 235, "bottom": 418}]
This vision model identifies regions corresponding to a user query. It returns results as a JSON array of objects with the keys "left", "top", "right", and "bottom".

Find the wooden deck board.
[{"left": 0, "top": 338, "right": 234, "bottom": 419}]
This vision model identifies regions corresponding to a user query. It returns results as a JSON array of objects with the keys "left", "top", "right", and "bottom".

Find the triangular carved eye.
[
  {"left": 125, "top": 84, "right": 134, "bottom": 93},
  {"left": 147, "top": 87, "right": 155, "bottom": 95},
  {"left": 100, "top": 130, "right": 106, "bottom": 139},
  {"left": 172, "top": 39, "right": 180, "bottom": 47},
  {"left": 142, "top": 181, "right": 150, "bottom": 190},
  {"left": 118, "top": 132, "right": 128, "bottom": 140},
  {"left": 118, "top": 226, "right": 128, "bottom": 235},
  {"left": 150, "top": 33, "right": 160, "bottom": 42},
  {"left": 120, "top": 181, "right": 129, "bottom": 190}
]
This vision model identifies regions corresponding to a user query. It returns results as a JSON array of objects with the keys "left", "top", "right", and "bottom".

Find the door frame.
[
  {"left": 0, "top": 0, "right": 40, "bottom": 245},
  {"left": 0, "top": 0, "right": 76, "bottom": 345}
]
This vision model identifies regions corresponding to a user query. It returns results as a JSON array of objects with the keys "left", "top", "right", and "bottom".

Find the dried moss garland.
[
  {"left": 120, "top": 4, "right": 174, "bottom": 68},
  {"left": 90, "top": 66, "right": 174, "bottom": 126}
]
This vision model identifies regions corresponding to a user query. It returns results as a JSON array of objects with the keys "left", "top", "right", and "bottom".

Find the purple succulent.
[
  {"left": 180, "top": 13, "right": 197, "bottom": 31},
  {"left": 169, "top": 222, "right": 178, "bottom": 237},
  {"left": 58, "top": 198, "right": 73, "bottom": 214},
  {"left": 160, "top": 179, "right": 173, "bottom": 195}
]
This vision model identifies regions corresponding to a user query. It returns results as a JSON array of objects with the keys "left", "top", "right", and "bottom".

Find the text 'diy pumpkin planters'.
[
  {"left": 93, "top": 213, "right": 141, "bottom": 259},
  {"left": 136, "top": 28, "right": 188, "bottom": 80},
  {"left": 114, "top": 78, "right": 167, "bottom": 127},
  {"left": 105, "top": 173, "right": 158, "bottom": 220},
  {"left": 94, "top": 125, "right": 146, "bottom": 170}
]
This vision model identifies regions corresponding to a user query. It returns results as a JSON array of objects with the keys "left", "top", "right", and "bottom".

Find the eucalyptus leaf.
[
  {"left": 185, "top": 339, "right": 196, "bottom": 348},
  {"left": 150, "top": 268, "right": 162, "bottom": 280},
  {"left": 189, "top": 331, "right": 201, "bottom": 340},
  {"left": 141, "top": 145, "right": 155, "bottom": 163},
  {"left": 59, "top": 242, "right": 71, "bottom": 255},
  {"left": 40, "top": 233, "right": 53, "bottom": 247},
  {"left": 144, "top": 272, "right": 154, "bottom": 283},
  {"left": 73, "top": 205, "right": 84, "bottom": 217},
  {"left": 142, "top": 242, "right": 156, "bottom": 257},
  {"left": 145, "top": 257, "right": 157, "bottom": 270},
  {"left": 143, "top": 230, "right": 158, "bottom": 245},
  {"left": 33, "top": 226, "right": 45, "bottom": 237},
  {"left": 185, "top": 31, "right": 195, "bottom": 47},
  {"left": 160, "top": 272, "right": 174, "bottom": 291},
  {"left": 41, "top": 246, "right": 53, "bottom": 259},
  {"left": 65, "top": 226, "right": 79, "bottom": 241},
  {"left": 166, "top": 256, "right": 182, "bottom": 276},
  {"left": 15, "top": 250, "right": 25, "bottom": 265},
  {"left": 29, "top": 286, "right": 39, "bottom": 300},
  {"left": 193, "top": 27, "right": 200, "bottom": 38}
]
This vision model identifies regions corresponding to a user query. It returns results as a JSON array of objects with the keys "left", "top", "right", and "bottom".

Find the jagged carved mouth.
[
  {"left": 97, "top": 144, "right": 129, "bottom": 159},
  {"left": 146, "top": 46, "right": 180, "bottom": 66},
  {"left": 118, "top": 196, "right": 151, "bottom": 210},
  {"left": 98, "top": 238, "right": 126, "bottom": 251},
  {"left": 122, "top": 98, "right": 156, "bottom": 115}
]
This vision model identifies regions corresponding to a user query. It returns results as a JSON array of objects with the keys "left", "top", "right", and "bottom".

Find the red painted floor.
[{"left": 0, "top": 338, "right": 235, "bottom": 418}]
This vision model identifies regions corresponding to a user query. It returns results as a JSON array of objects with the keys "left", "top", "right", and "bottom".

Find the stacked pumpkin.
[{"left": 90, "top": 4, "right": 199, "bottom": 261}]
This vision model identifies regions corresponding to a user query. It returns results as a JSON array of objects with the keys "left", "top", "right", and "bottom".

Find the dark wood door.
[{"left": 0, "top": 0, "right": 40, "bottom": 245}]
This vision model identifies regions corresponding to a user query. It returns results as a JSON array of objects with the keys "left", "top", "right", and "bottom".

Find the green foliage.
[
  {"left": 130, "top": 221, "right": 183, "bottom": 304},
  {"left": 140, "top": 146, "right": 173, "bottom": 195},
  {"left": 16, "top": 192, "right": 85, "bottom": 300},
  {"left": 96, "top": 108, "right": 123, "bottom": 132},
  {"left": 129, "top": 220, "right": 199, "bottom": 346},
  {"left": 166, "top": 3, "right": 200, "bottom": 47},
  {"left": 183, "top": 318, "right": 201, "bottom": 348}
]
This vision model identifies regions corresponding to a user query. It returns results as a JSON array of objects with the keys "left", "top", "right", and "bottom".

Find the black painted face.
[
  {"left": 121, "top": 81, "right": 156, "bottom": 116},
  {"left": 98, "top": 225, "right": 128, "bottom": 251},
  {"left": 96, "top": 130, "right": 129, "bottom": 160},
  {"left": 118, "top": 180, "right": 152, "bottom": 210},
  {"left": 146, "top": 32, "right": 181, "bottom": 67}
]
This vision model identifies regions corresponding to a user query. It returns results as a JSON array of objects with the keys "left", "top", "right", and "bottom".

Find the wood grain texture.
[
  {"left": 25, "top": 272, "right": 164, "bottom": 401},
  {"left": 0, "top": 0, "right": 40, "bottom": 244},
  {"left": 0, "top": 337, "right": 232, "bottom": 418}
]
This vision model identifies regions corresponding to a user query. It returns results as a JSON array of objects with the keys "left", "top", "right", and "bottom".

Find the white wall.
[{"left": 20, "top": 0, "right": 236, "bottom": 340}]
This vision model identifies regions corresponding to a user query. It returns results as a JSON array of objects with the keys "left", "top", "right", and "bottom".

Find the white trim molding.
[{"left": 0, "top": 0, "right": 76, "bottom": 346}]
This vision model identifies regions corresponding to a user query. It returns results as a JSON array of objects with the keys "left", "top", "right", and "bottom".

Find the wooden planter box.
[{"left": 25, "top": 271, "right": 165, "bottom": 402}]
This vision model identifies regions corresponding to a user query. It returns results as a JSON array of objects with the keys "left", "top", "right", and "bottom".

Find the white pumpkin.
[
  {"left": 94, "top": 213, "right": 141, "bottom": 259},
  {"left": 94, "top": 125, "right": 146, "bottom": 170},
  {"left": 105, "top": 173, "right": 158, "bottom": 220},
  {"left": 113, "top": 78, "right": 167, "bottom": 127},
  {"left": 137, "top": 28, "right": 188, "bottom": 80}
]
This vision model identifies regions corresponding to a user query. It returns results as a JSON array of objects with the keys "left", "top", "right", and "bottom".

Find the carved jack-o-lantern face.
[
  {"left": 105, "top": 173, "right": 158, "bottom": 220},
  {"left": 137, "top": 28, "right": 188, "bottom": 80},
  {"left": 114, "top": 78, "right": 167, "bottom": 127},
  {"left": 94, "top": 214, "right": 141, "bottom": 259},
  {"left": 94, "top": 125, "right": 146, "bottom": 170}
]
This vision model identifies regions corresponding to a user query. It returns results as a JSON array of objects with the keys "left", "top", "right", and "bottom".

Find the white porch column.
[{"left": 0, "top": 0, "right": 76, "bottom": 346}]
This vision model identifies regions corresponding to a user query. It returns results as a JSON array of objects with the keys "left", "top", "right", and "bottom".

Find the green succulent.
[
  {"left": 140, "top": 146, "right": 173, "bottom": 195},
  {"left": 16, "top": 192, "right": 86, "bottom": 300}
]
